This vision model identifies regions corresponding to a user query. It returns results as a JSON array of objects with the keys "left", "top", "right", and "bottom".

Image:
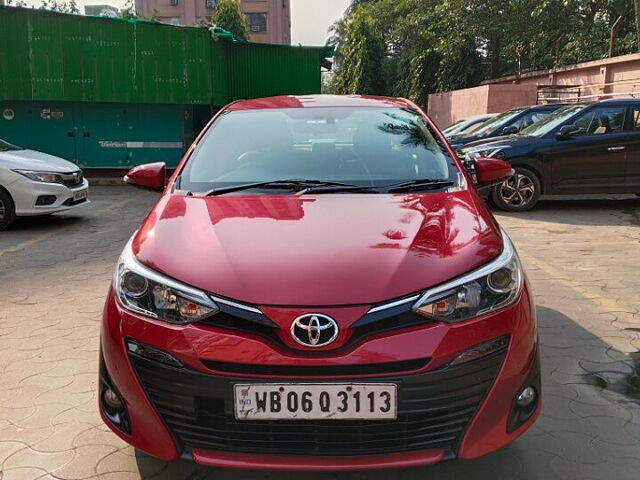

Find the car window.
[
  {"left": 509, "top": 111, "right": 550, "bottom": 131},
  {"left": 520, "top": 104, "right": 588, "bottom": 137},
  {"left": 181, "top": 107, "right": 459, "bottom": 193},
  {"left": 469, "top": 108, "right": 527, "bottom": 136},
  {"left": 442, "top": 120, "right": 465, "bottom": 135},
  {"left": 572, "top": 106, "right": 626, "bottom": 135},
  {"left": 629, "top": 107, "right": 640, "bottom": 130}
]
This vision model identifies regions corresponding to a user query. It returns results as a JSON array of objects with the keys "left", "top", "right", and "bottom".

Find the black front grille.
[
  {"left": 200, "top": 357, "right": 430, "bottom": 377},
  {"left": 130, "top": 348, "right": 506, "bottom": 457},
  {"left": 199, "top": 309, "right": 433, "bottom": 353},
  {"left": 62, "top": 172, "right": 83, "bottom": 188}
]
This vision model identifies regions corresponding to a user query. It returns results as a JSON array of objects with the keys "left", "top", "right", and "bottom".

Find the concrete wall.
[
  {"left": 427, "top": 52, "right": 640, "bottom": 129},
  {"left": 427, "top": 84, "right": 537, "bottom": 129},
  {"left": 487, "top": 52, "right": 640, "bottom": 101}
]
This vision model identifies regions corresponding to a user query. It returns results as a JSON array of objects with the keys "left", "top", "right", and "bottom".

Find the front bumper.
[
  {"left": 6, "top": 176, "right": 89, "bottom": 216},
  {"left": 100, "top": 285, "right": 539, "bottom": 470}
]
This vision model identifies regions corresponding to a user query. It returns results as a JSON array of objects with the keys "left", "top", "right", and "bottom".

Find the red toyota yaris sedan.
[{"left": 100, "top": 95, "right": 540, "bottom": 471}]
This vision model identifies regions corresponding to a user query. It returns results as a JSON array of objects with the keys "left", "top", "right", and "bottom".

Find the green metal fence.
[
  {"left": 0, "top": 7, "right": 330, "bottom": 168},
  {"left": 0, "top": 6, "right": 328, "bottom": 106}
]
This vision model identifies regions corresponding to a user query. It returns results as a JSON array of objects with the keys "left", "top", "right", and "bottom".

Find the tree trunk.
[{"left": 635, "top": 0, "right": 640, "bottom": 52}]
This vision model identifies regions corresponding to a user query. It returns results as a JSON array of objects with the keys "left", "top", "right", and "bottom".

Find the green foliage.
[
  {"left": 331, "top": 6, "right": 385, "bottom": 95},
  {"left": 37, "top": 0, "right": 79, "bottom": 14},
  {"left": 119, "top": 0, "right": 139, "bottom": 19},
  {"left": 213, "top": 0, "right": 249, "bottom": 42},
  {"left": 329, "top": 0, "right": 640, "bottom": 103}
]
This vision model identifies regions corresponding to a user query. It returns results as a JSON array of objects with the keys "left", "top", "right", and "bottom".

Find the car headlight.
[
  {"left": 413, "top": 230, "right": 522, "bottom": 322},
  {"left": 114, "top": 239, "right": 219, "bottom": 324},
  {"left": 13, "top": 170, "right": 64, "bottom": 183},
  {"left": 464, "top": 147, "right": 508, "bottom": 162}
]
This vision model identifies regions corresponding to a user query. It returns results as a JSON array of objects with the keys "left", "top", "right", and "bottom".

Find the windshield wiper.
[
  {"left": 385, "top": 179, "right": 454, "bottom": 193},
  {"left": 298, "top": 185, "right": 380, "bottom": 194},
  {"left": 204, "top": 179, "right": 365, "bottom": 196}
]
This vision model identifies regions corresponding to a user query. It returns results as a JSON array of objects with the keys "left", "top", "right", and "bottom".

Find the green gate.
[{"left": 0, "top": 101, "right": 192, "bottom": 168}]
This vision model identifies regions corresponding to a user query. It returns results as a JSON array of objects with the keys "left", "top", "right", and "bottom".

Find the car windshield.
[
  {"left": 520, "top": 104, "right": 589, "bottom": 137},
  {"left": 442, "top": 119, "right": 465, "bottom": 135},
  {"left": 180, "top": 107, "right": 459, "bottom": 194},
  {"left": 0, "top": 139, "right": 23, "bottom": 151},
  {"left": 465, "top": 108, "right": 526, "bottom": 137}
]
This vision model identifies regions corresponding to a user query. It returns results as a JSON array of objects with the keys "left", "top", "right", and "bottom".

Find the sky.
[{"left": 16, "top": 0, "right": 351, "bottom": 46}]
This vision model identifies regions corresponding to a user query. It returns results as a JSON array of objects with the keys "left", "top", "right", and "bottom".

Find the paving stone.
[{"left": 1, "top": 189, "right": 639, "bottom": 479}]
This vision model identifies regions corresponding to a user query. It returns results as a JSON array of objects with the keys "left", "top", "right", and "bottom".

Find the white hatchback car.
[{"left": 0, "top": 139, "right": 89, "bottom": 231}]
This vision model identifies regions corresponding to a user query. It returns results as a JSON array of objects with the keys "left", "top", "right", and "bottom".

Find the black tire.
[
  {"left": 0, "top": 188, "right": 16, "bottom": 231},
  {"left": 491, "top": 167, "right": 542, "bottom": 212}
]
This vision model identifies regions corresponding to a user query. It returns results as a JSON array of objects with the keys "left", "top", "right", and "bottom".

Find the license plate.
[
  {"left": 73, "top": 189, "right": 87, "bottom": 201},
  {"left": 234, "top": 383, "right": 397, "bottom": 420}
]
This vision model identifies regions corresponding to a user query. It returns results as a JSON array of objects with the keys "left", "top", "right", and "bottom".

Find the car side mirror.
[
  {"left": 474, "top": 157, "right": 515, "bottom": 189},
  {"left": 556, "top": 124, "right": 580, "bottom": 140},
  {"left": 501, "top": 125, "right": 519, "bottom": 135},
  {"left": 123, "top": 162, "right": 166, "bottom": 191}
]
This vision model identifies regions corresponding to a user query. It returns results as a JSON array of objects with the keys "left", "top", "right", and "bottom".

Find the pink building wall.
[
  {"left": 428, "top": 52, "right": 640, "bottom": 129},
  {"left": 135, "top": 0, "right": 291, "bottom": 45}
]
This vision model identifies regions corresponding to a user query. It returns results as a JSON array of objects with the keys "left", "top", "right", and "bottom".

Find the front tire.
[
  {"left": 0, "top": 189, "right": 16, "bottom": 231},
  {"left": 491, "top": 167, "right": 541, "bottom": 212}
]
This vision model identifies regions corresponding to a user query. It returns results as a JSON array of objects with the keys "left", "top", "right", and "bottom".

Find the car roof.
[
  {"left": 224, "top": 94, "right": 417, "bottom": 112},
  {"left": 593, "top": 98, "right": 640, "bottom": 105}
]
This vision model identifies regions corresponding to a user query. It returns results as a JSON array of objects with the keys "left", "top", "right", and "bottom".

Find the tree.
[
  {"left": 328, "top": 0, "right": 638, "bottom": 102},
  {"left": 331, "top": 6, "right": 385, "bottom": 95},
  {"left": 212, "top": 0, "right": 249, "bottom": 41},
  {"left": 119, "top": 0, "right": 139, "bottom": 19},
  {"left": 37, "top": 0, "right": 79, "bottom": 14}
]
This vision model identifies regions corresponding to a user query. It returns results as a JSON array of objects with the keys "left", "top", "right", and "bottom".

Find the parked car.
[
  {"left": 449, "top": 103, "right": 568, "bottom": 150},
  {"left": 442, "top": 114, "right": 496, "bottom": 138},
  {"left": 100, "top": 95, "right": 540, "bottom": 470},
  {"left": 0, "top": 139, "right": 89, "bottom": 230},
  {"left": 458, "top": 99, "right": 640, "bottom": 211}
]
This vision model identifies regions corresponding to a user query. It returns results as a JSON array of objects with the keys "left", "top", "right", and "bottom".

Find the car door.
[
  {"left": 624, "top": 104, "right": 640, "bottom": 191},
  {"left": 546, "top": 104, "right": 629, "bottom": 193}
]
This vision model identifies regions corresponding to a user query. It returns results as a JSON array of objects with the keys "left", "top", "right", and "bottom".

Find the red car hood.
[{"left": 133, "top": 191, "right": 502, "bottom": 306}]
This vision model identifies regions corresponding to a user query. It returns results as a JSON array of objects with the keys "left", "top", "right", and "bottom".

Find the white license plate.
[
  {"left": 234, "top": 383, "right": 397, "bottom": 420},
  {"left": 73, "top": 189, "right": 88, "bottom": 201}
]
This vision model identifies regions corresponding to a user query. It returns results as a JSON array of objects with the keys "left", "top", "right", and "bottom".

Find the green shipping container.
[
  {"left": 0, "top": 100, "right": 206, "bottom": 168},
  {"left": 0, "top": 6, "right": 328, "bottom": 106}
]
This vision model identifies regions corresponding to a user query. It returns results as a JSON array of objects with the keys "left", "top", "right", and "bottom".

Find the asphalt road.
[{"left": 1, "top": 188, "right": 639, "bottom": 480}]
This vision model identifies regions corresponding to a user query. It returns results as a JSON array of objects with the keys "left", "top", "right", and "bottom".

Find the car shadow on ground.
[
  {"left": 494, "top": 195, "right": 640, "bottom": 227},
  {"left": 133, "top": 306, "right": 640, "bottom": 480},
  {"left": 9, "top": 213, "right": 86, "bottom": 231}
]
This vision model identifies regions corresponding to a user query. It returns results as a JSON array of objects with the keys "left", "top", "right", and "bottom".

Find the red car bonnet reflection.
[{"left": 133, "top": 191, "right": 502, "bottom": 307}]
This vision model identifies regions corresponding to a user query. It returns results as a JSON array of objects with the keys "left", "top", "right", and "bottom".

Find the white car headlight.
[
  {"left": 114, "top": 240, "right": 219, "bottom": 324},
  {"left": 413, "top": 230, "right": 522, "bottom": 323},
  {"left": 13, "top": 169, "right": 64, "bottom": 183}
]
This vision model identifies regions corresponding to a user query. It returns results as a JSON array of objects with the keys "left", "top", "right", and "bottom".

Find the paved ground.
[{"left": 1, "top": 187, "right": 639, "bottom": 480}]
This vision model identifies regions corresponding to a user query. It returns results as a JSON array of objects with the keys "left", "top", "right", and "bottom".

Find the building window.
[
  {"left": 247, "top": 13, "right": 267, "bottom": 33},
  {"left": 169, "top": 0, "right": 178, "bottom": 6},
  {"left": 205, "top": 0, "right": 217, "bottom": 9}
]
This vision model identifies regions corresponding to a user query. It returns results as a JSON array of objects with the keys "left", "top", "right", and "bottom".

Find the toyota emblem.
[{"left": 290, "top": 314, "right": 339, "bottom": 348}]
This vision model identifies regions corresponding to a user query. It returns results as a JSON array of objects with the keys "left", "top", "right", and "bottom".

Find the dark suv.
[
  {"left": 458, "top": 99, "right": 640, "bottom": 211},
  {"left": 448, "top": 103, "right": 568, "bottom": 150}
]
